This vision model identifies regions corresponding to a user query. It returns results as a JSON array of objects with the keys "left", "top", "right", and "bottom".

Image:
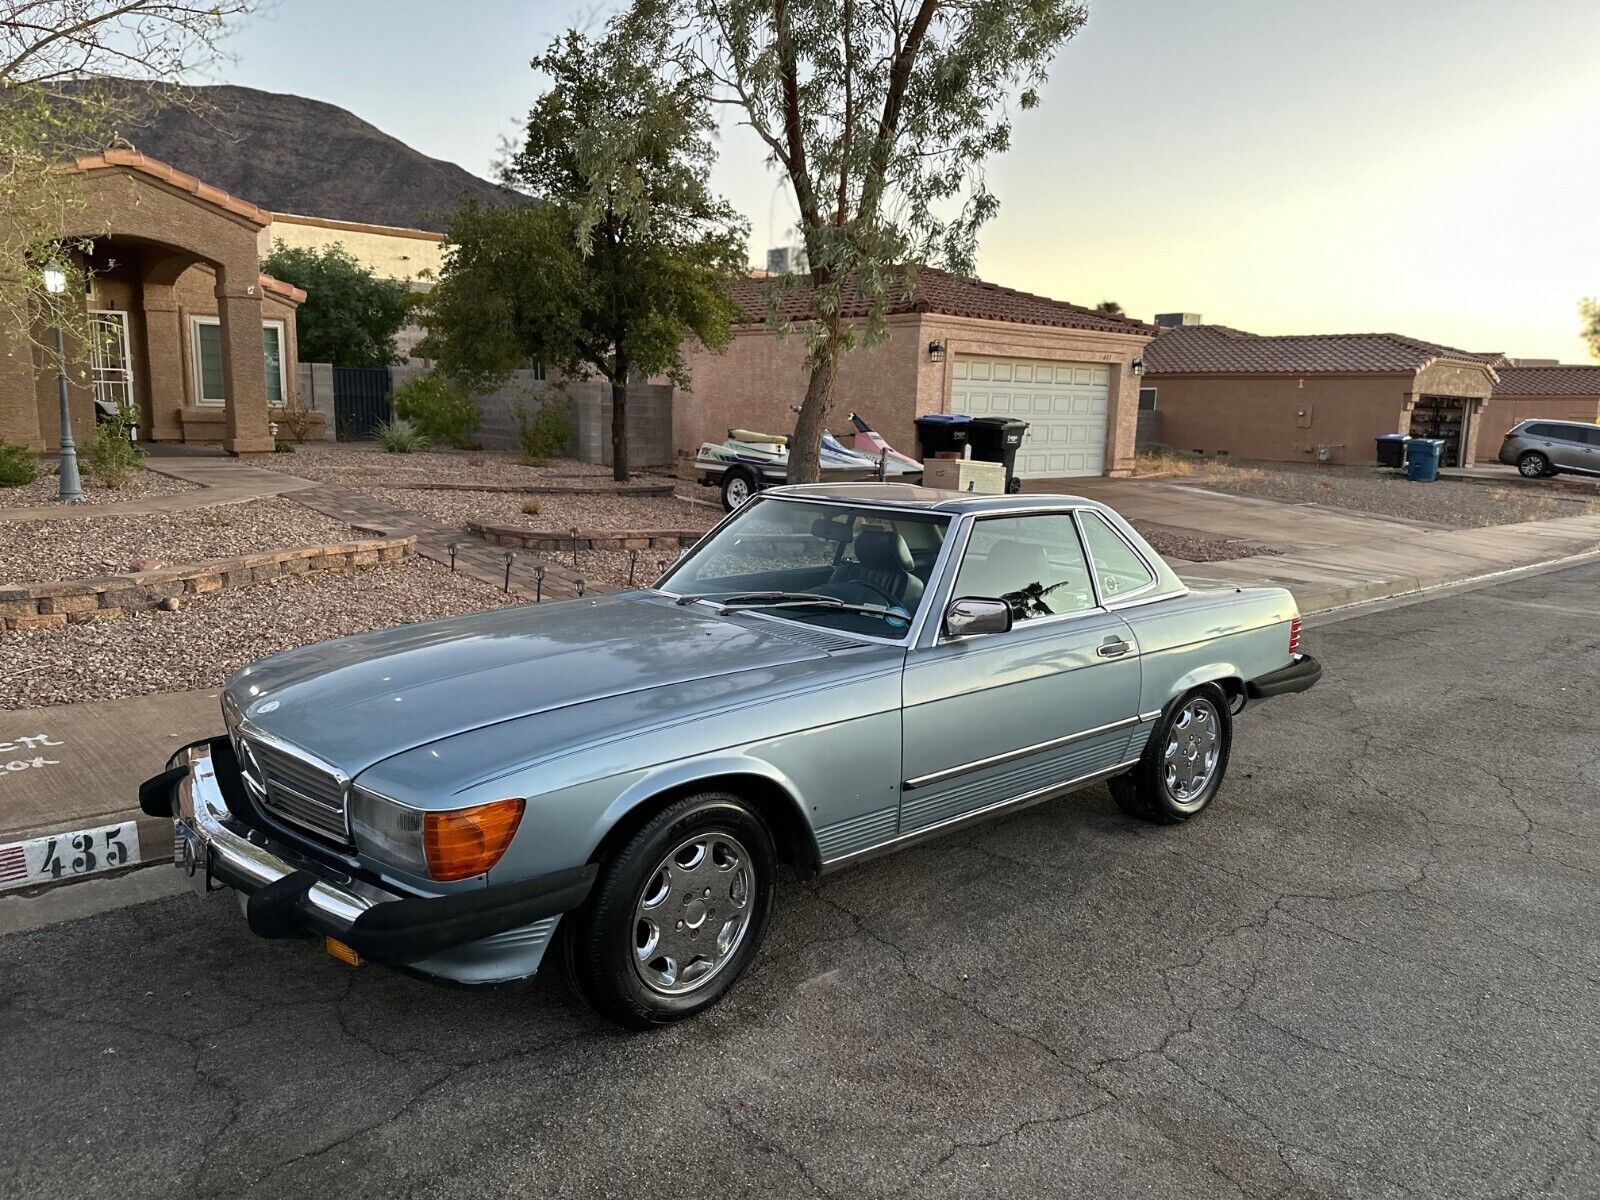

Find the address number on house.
[{"left": 0, "top": 822, "right": 142, "bottom": 893}]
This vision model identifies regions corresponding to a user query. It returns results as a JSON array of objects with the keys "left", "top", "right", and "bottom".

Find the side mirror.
[{"left": 944, "top": 596, "right": 1012, "bottom": 639}]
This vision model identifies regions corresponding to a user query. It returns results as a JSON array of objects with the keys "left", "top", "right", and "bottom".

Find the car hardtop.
[{"left": 760, "top": 481, "right": 1105, "bottom": 517}]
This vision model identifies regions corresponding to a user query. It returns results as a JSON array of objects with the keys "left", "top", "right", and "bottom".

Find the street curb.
[
  {"left": 1304, "top": 546, "right": 1600, "bottom": 624},
  {"left": 1, "top": 812, "right": 172, "bottom": 896}
]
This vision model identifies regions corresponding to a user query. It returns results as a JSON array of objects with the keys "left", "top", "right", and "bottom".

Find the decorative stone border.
[
  {"left": 362, "top": 479, "right": 676, "bottom": 497},
  {"left": 0, "top": 536, "right": 415, "bottom": 631},
  {"left": 467, "top": 521, "right": 703, "bottom": 553}
]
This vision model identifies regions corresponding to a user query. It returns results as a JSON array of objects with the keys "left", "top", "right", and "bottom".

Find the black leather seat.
[{"left": 819, "top": 529, "right": 924, "bottom": 608}]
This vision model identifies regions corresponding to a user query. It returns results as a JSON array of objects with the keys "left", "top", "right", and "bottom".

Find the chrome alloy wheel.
[
  {"left": 1162, "top": 698, "right": 1221, "bottom": 806},
  {"left": 632, "top": 832, "right": 754, "bottom": 996}
]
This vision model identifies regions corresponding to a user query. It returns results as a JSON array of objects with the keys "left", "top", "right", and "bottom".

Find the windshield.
[{"left": 659, "top": 497, "right": 949, "bottom": 639}]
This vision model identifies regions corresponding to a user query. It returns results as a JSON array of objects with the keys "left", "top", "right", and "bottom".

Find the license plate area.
[{"left": 173, "top": 819, "right": 212, "bottom": 895}]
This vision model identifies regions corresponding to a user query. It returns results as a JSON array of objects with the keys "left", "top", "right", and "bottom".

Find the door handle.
[{"left": 1097, "top": 637, "right": 1133, "bottom": 658}]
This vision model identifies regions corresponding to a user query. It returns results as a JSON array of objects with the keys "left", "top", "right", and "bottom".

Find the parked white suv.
[{"left": 1498, "top": 419, "right": 1600, "bottom": 478}]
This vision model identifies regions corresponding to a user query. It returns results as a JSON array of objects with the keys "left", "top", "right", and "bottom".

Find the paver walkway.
[
  {"left": 0, "top": 451, "right": 312, "bottom": 522},
  {"left": 289, "top": 483, "right": 593, "bottom": 601},
  {"left": 130, "top": 453, "right": 594, "bottom": 601}
]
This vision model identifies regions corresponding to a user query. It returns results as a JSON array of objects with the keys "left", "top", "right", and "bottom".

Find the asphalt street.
[{"left": 3, "top": 564, "right": 1598, "bottom": 1199}]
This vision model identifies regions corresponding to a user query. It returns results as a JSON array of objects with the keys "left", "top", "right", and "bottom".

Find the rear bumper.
[
  {"left": 139, "top": 740, "right": 595, "bottom": 985},
  {"left": 1245, "top": 654, "right": 1323, "bottom": 700}
]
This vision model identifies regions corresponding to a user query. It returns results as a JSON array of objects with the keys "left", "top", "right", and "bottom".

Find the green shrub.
[
  {"left": 274, "top": 440, "right": 295, "bottom": 453},
  {"left": 82, "top": 403, "right": 146, "bottom": 488},
  {"left": 0, "top": 440, "right": 36, "bottom": 488},
  {"left": 375, "top": 418, "right": 429, "bottom": 454},
  {"left": 514, "top": 397, "right": 572, "bottom": 465},
  {"left": 393, "top": 374, "right": 481, "bottom": 449}
]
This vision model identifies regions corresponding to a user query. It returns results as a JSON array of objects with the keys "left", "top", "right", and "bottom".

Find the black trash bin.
[
  {"left": 914, "top": 413, "right": 972, "bottom": 462},
  {"left": 1375, "top": 433, "right": 1410, "bottom": 469},
  {"left": 968, "top": 416, "right": 1029, "bottom": 493}
]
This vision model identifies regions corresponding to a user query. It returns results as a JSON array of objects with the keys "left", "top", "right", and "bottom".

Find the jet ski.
[{"left": 695, "top": 415, "right": 923, "bottom": 510}]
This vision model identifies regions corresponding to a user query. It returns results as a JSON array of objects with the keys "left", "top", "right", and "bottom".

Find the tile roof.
[
  {"left": 726, "top": 267, "right": 1155, "bottom": 337},
  {"left": 72, "top": 149, "right": 271, "bottom": 226},
  {"left": 1491, "top": 365, "right": 1600, "bottom": 397},
  {"left": 258, "top": 273, "right": 307, "bottom": 305},
  {"left": 1142, "top": 324, "right": 1500, "bottom": 377}
]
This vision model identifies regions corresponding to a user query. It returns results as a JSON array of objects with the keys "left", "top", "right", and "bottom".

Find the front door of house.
[{"left": 88, "top": 310, "right": 134, "bottom": 416}]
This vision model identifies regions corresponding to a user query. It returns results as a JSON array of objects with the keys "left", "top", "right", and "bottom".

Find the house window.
[
  {"left": 192, "top": 317, "right": 288, "bottom": 406},
  {"left": 1138, "top": 387, "right": 1158, "bottom": 412}
]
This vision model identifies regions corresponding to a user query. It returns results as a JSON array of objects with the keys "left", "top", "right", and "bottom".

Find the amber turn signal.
[
  {"left": 325, "top": 937, "right": 362, "bottom": 967},
  {"left": 423, "top": 798, "right": 526, "bottom": 882}
]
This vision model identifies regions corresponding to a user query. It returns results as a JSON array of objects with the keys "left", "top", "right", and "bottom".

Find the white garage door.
[{"left": 951, "top": 356, "right": 1110, "bottom": 478}]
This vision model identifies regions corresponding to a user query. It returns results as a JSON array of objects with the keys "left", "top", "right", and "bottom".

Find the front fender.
[{"left": 586, "top": 752, "right": 815, "bottom": 863}]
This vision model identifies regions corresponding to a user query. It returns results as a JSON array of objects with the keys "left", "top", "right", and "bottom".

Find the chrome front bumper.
[{"left": 153, "top": 742, "right": 593, "bottom": 985}]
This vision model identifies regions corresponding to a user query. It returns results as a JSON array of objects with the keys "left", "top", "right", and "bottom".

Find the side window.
[
  {"left": 1525, "top": 423, "right": 1558, "bottom": 439},
  {"left": 1579, "top": 427, "right": 1600, "bottom": 447},
  {"left": 1078, "top": 511, "right": 1157, "bottom": 600},
  {"left": 953, "top": 515, "right": 1095, "bottom": 622}
]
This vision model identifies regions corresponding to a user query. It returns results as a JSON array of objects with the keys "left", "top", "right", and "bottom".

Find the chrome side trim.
[
  {"left": 1138, "top": 709, "right": 1164, "bottom": 722},
  {"left": 902, "top": 715, "right": 1141, "bottom": 790},
  {"left": 823, "top": 757, "right": 1141, "bottom": 870}
]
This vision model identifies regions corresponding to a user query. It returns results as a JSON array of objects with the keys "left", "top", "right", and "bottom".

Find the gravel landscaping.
[
  {"left": 0, "top": 497, "right": 360, "bottom": 584},
  {"left": 363, "top": 486, "right": 718, "bottom": 534},
  {"left": 1197, "top": 462, "right": 1600, "bottom": 528},
  {"left": 1132, "top": 524, "right": 1280, "bottom": 563},
  {"left": 0, "top": 559, "right": 513, "bottom": 708},
  {"left": 0, "top": 464, "right": 196, "bottom": 508},
  {"left": 275, "top": 442, "right": 627, "bottom": 488}
]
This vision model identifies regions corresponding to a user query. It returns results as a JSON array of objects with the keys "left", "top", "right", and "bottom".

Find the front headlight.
[
  {"left": 348, "top": 785, "right": 428, "bottom": 875},
  {"left": 349, "top": 788, "right": 526, "bottom": 881}
]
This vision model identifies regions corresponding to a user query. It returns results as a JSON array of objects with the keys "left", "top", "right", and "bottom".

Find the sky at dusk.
[{"left": 206, "top": 0, "right": 1600, "bottom": 362}]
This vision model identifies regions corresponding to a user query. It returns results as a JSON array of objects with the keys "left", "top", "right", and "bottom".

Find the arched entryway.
[{"left": 0, "top": 151, "right": 303, "bottom": 456}]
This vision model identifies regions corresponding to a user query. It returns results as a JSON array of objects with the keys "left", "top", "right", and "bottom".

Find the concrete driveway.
[
  {"left": 2, "top": 563, "right": 1597, "bottom": 1198},
  {"left": 1026, "top": 475, "right": 1437, "bottom": 552}
]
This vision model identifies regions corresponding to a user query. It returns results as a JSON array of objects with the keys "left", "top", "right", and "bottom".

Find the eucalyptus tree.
[
  {"left": 635, "top": 0, "right": 1088, "bottom": 481},
  {"left": 424, "top": 24, "right": 746, "bottom": 480}
]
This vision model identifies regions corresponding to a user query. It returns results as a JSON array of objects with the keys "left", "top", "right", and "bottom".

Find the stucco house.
[
  {"left": 0, "top": 150, "right": 307, "bottom": 456},
  {"left": 1475, "top": 365, "right": 1600, "bottom": 461},
  {"left": 1140, "top": 323, "right": 1501, "bottom": 468},
  {"left": 676, "top": 269, "right": 1157, "bottom": 481}
]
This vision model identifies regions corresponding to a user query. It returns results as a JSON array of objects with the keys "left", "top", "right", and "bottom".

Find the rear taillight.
[
  {"left": 1288, "top": 617, "right": 1302, "bottom": 656},
  {"left": 1504, "top": 431, "right": 1517, "bottom": 440}
]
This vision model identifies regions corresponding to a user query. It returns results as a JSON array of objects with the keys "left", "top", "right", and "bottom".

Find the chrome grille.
[{"left": 246, "top": 736, "right": 351, "bottom": 845}]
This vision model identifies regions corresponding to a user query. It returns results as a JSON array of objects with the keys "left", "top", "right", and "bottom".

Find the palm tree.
[{"left": 1095, "top": 300, "right": 1124, "bottom": 315}]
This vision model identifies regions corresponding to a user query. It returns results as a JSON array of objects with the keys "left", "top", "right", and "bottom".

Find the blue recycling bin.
[
  {"left": 1404, "top": 438, "right": 1444, "bottom": 482},
  {"left": 1375, "top": 433, "right": 1410, "bottom": 469}
]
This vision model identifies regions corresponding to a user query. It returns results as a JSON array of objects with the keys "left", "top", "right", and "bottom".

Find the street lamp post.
[{"left": 43, "top": 268, "right": 84, "bottom": 503}]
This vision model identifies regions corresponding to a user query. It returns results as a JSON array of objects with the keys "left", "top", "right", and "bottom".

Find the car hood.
[{"left": 226, "top": 593, "right": 840, "bottom": 773}]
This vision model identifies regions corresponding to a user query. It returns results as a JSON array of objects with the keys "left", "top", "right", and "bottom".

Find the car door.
[
  {"left": 1578, "top": 426, "right": 1600, "bottom": 475},
  {"left": 1542, "top": 425, "right": 1586, "bottom": 470},
  {"left": 899, "top": 510, "right": 1143, "bottom": 837}
]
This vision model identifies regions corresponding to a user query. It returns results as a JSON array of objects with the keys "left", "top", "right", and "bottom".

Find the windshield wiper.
[{"left": 710, "top": 591, "right": 906, "bottom": 623}]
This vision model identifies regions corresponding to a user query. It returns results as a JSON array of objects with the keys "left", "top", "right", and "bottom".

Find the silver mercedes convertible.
[{"left": 141, "top": 483, "right": 1320, "bottom": 1027}]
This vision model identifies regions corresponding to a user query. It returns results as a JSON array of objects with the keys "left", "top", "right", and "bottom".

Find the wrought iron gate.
[{"left": 332, "top": 367, "right": 392, "bottom": 440}]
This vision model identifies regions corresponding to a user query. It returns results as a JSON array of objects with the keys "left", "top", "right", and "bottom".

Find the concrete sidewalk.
[
  {"left": 1173, "top": 511, "right": 1600, "bottom": 611},
  {"left": 0, "top": 690, "right": 220, "bottom": 890}
]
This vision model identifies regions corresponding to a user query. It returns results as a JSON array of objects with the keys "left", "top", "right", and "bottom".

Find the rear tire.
[
  {"left": 564, "top": 792, "right": 776, "bottom": 1029},
  {"left": 1110, "top": 685, "right": 1232, "bottom": 824},
  {"left": 1518, "top": 451, "right": 1553, "bottom": 479},
  {"left": 720, "top": 467, "right": 759, "bottom": 511}
]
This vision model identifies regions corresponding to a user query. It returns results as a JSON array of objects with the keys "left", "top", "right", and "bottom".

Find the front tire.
[
  {"left": 1518, "top": 451, "right": 1553, "bottom": 479},
  {"left": 1110, "top": 685, "right": 1232, "bottom": 824},
  {"left": 564, "top": 792, "right": 776, "bottom": 1028}
]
